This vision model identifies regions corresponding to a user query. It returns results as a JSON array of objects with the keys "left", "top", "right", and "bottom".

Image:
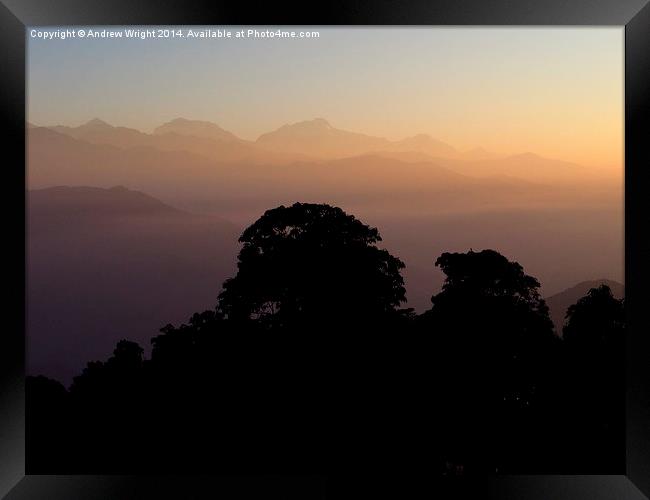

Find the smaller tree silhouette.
[
  {"left": 420, "top": 249, "right": 558, "bottom": 473},
  {"left": 560, "top": 284, "right": 625, "bottom": 472},
  {"left": 563, "top": 284, "right": 624, "bottom": 350},
  {"left": 426, "top": 249, "right": 555, "bottom": 397}
]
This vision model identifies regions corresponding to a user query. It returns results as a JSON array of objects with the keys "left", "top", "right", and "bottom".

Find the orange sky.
[{"left": 28, "top": 27, "right": 623, "bottom": 169}]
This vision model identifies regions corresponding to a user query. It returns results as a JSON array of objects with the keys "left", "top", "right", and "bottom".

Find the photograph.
[{"left": 23, "top": 26, "right": 628, "bottom": 477}]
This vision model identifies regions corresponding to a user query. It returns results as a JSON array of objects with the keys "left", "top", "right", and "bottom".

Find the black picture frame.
[{"left": 1, "top": 0, "right": 649, "bottom": 498}]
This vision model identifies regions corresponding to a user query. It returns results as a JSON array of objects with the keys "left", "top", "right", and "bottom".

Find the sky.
[{"left": 28, "top": 27, "right": 623, "bottom": 168}]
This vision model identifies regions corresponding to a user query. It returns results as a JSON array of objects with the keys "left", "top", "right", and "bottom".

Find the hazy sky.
[{"left": 28, "top": 27, "right": 623, "bottom": 168}]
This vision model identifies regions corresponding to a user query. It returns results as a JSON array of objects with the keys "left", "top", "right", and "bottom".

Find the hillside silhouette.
[{"left": 26, "top": 202, "right": 625, "bottom": 476}]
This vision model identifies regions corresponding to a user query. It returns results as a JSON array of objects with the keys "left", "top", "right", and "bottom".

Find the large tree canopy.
[{"left": 217, "top": 203, "right": 407, "bottom": 329}]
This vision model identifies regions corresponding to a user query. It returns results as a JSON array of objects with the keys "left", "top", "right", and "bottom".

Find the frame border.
[{"left": 1, "top": 0, "right": 649, "bottom": 498}]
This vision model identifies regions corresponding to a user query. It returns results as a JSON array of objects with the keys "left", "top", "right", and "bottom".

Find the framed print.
[{"left": 1, "top": 0, "right": 649, "bottom": 498}]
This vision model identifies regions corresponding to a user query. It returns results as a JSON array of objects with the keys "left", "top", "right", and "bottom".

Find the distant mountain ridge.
[
  {"left": 44, "top": 117, "right": 501, "bottom": 163},
  {"left": 28, "top": 123, "right": 621, "bottom": 223},
  {"left": 38, "top": 116, "right": 626, "bottom": 188},
  {"left": 50, "top": 119, "right": 151, "bottom": 149},
  {"left": 30, "top": 125, "right": 568, "bottom": 216},
  {"left": 153, "top": 118, "right": 244, "bottom": 143},
  {"left": 255, "top": 118, "right": 392, "bottom": 158},
  {"left": 33, "top": 117, "right": 625, "bottom": 180},
  {"left": 41, "top": 117, "right": 619, "bottom": 186},
  {"left": 45, "top": 119, "right": 310, "bottom": 165},
  {"left": 254, "top": 118, "right": 497, "bottom": 161}
]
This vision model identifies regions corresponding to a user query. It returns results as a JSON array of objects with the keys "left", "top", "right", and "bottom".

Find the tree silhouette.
[
  {"left": 418, "top": 249, "right": 558, "bottom": 473},
  {"left": 426, "top": 250, "right": 556, "bottom": 396},
  {"left": 563, "top": 284, "right": 625, "bottom": 348},
  {"left": 559, "top": 284, "right": 625, "bottom": 472},
  {"left": 148, "top": 203, "right": 414, "bottom": 474},
  {"left": 70, "top": 339, "right": 145, "bottom": 398},
  {"left": 218, "top": 203, "right": 408, "bottom": 330}
]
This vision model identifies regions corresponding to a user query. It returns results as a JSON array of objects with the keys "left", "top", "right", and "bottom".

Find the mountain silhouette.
[
  {"left": 42, "top": 118, "right": 617, "bottom": 186},
  {"left": 255, "top": 118, "right": 501, "bottom": 161},
  {"left": 28, "top": 126, "right": 311, "bottom": 202},
  {"left": 27, "top": 186, "right": 239, "bottom": 384},
  {"left": 422, "top": 152, "right": 613, "bottom": 185},
  {"left": 29, "top": 126, "right": 218, "bottom": 189},
  {"left": 462, "top": 147, "right": 500, "bottom": 161},
  {"left": 29, "top": 185, "right": 185, "bottom": 218},
  {"left": 255, "top": 118, "right": 391, "bottom": 158},
  {"left": 45, "top": 120, "right": 309, "bottom": 165},
  {"left": 29, "top": 126, "right": 558, "bottom": 215},
  {"left": 51, "top": 118, "right": 152, "bottom": 149},
  {"left": 153, "top": 117, "right": 244, "bottom": 143},
  {"left": 390, "top": 133, "right": 459, "bottom": 158},
  {"left": 86, "top": 118, "right": 109, "bottom": 126},
  {"left": 545, "top": 279, "right": 624, "bottom": 334}
]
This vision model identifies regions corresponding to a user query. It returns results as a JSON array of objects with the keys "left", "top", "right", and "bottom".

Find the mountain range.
[
  {"left": 153, "top": 117, "right": 244, "bottom": 143},
  {"left": 43, "top": 117, "right": 497, "bottom": 162},
  {"left": 31, "top": 117, "right": 619, "bottom": 190},
  {"left": 28, "top": 119, "right": 620, "bottom": 222},
  {"left": 254, "top": 117, "right": 486, "bottom": 160},
  {"left": 47, "top": 118, "right": 306, "bottom": 165}
]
